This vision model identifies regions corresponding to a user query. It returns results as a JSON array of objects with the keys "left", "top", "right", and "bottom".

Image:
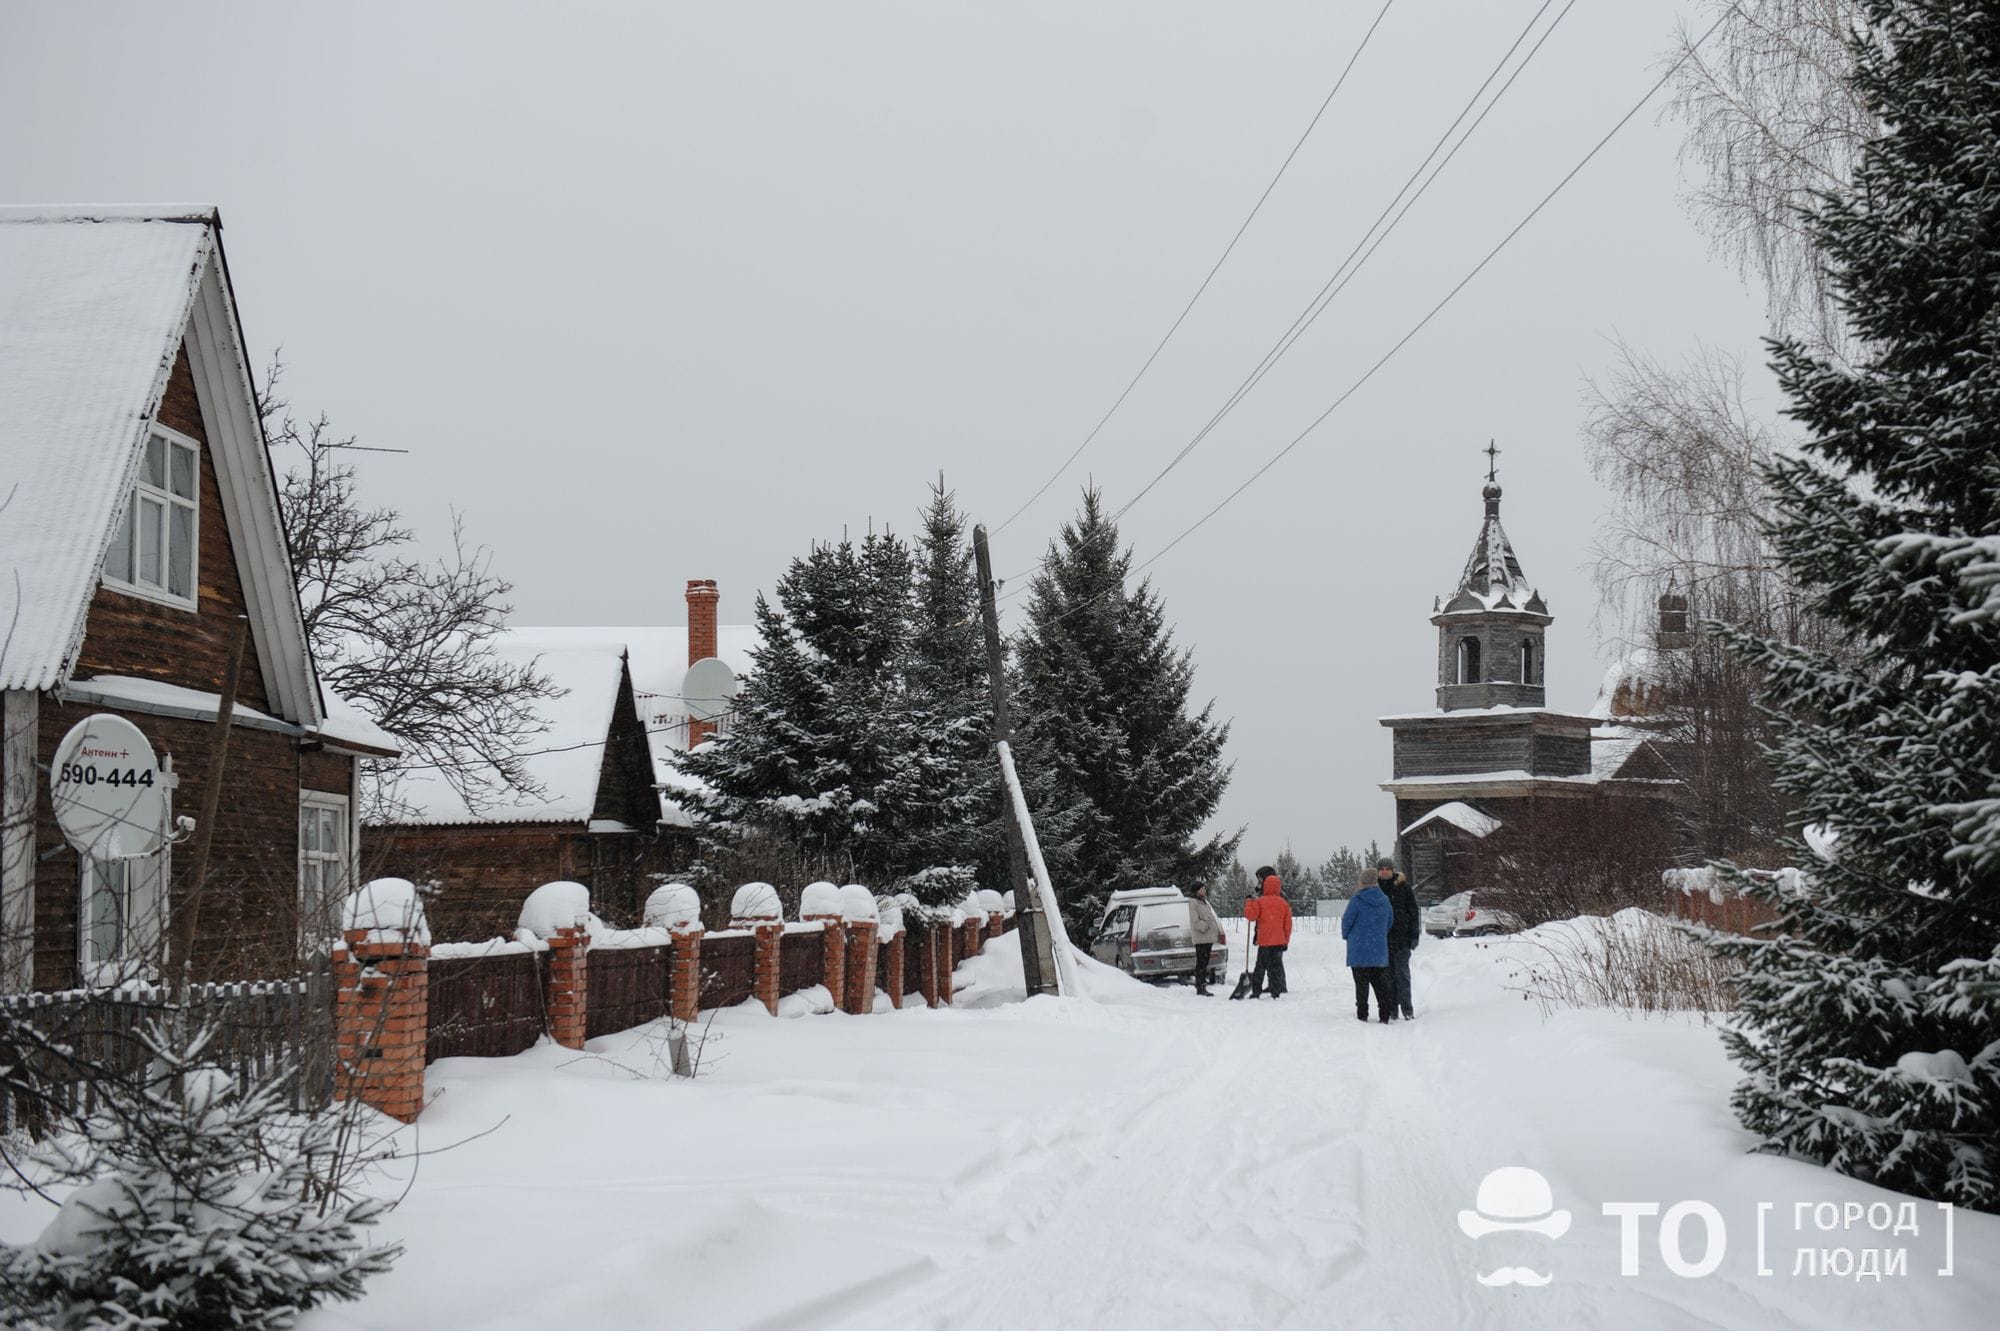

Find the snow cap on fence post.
[
  {"left": 343, "top": 878, "right": 431, "bottom": 946},
  {"left": 519, "top": 881, "right": 593, "bottom": 939},
  {"left": 644, "top": 882, "right": 703, "bottom": 932},
  {"left": 799, "top": 880, "right": 841, "bottom": 920},
  {"left": 837, "top": 883, "right": 878, "bottom": 923},
  {"left": 729, "top": 881, "right": 782, "bottom": 928},
  {"left": 1001, "top": 889, "right": 1016, "bottom": 917}
]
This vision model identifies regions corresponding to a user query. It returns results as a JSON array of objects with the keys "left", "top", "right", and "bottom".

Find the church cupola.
[{"left": 1432, "top": 450, "right": 1550, "bottom": 711}]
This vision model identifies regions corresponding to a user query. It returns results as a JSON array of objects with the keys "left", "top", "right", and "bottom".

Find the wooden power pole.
[
  {"left": 974, "top": 524, "right": 1058, "bottom": 996},
  {"left": 169, "top": 616, "right": 247, "bottom": 995}
]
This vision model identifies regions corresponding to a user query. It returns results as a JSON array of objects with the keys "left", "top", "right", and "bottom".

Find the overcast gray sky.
[{"left": 2, "top": 1, "right": 1775, "bottom": 866}]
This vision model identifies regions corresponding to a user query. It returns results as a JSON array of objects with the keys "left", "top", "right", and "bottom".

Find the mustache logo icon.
[{"left": 1476, "top": 1267, "right": 1553, "bottom": 1287}]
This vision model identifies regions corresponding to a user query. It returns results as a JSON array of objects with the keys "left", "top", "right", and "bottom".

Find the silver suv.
[{"left": 1089, "top": 887, "right": 1229, "bottom": 986}]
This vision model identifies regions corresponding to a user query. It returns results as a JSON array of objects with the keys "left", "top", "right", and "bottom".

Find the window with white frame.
[
  {"left": 299, "top": 793, "right": 351, "bottom": 946},
  {"left": 103, "top": 427, "right": 200, "bottom": 607},
  {"left": 79, "top": 852, "right": 166, "bottom": 985}
]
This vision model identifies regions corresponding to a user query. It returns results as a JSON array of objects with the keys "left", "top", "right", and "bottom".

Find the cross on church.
[{"left": 1484, "top": 439, "right": 1501, "bottom": 483}]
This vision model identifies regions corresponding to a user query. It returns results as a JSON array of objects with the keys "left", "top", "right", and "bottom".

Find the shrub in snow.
[
  {"left": 836, "top": 883, "right": 877, "bottom": 923},
  {"left": 643, "top": 882, "right": 702, "bottom": 931},
  {"left": 798, "top": 880, "right": 841, "bottom": 918},
  {"left": 729, "top": 881, "right": 781, "bottom": 924},
  {"left": 876, "top": 895, "right": 905, "bottom": 942},
  {"left": 0, "top": 1016, "right": 397, "bottom": 1328},
  {"left": 1708, "top": 0, "right": 2000, "bottom": 1212},
  {"left": 518, "top": 881, "right": 592, "bottom": 938}
]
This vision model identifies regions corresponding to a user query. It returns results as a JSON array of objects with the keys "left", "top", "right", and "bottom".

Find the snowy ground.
[{"left": 9, "top": 922, "right": 1994, "bottom": 1329}]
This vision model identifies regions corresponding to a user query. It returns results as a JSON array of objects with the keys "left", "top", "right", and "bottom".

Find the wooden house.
[
  {"left": 369, "top": 581, "right": 756, "bottom": 940},
  {"left": 0, "top": 207, "right": 400, "bottom": 992}
]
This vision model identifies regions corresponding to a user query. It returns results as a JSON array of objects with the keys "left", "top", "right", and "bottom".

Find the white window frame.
[
  {"left": 1456, "top": 636, "right": 1482, "bottom": 685},
  {"left": 299, "top": 791, "right": 353, "bottom": 949},
  {"left": 78, "top": 850, "right": 167, "bottom": 987},
  {"left": 102, "top": 424, "right": 201, "bottom": 611}
]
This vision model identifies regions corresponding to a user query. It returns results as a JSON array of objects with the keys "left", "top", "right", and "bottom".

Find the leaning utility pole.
[{"left": 974, "top": 524, "right": 1060, "bottom": 996}]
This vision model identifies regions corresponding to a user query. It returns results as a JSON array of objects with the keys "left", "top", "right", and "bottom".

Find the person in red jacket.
[{"left": 1242, "top": 868, "right": 1294, "bottom": 998}]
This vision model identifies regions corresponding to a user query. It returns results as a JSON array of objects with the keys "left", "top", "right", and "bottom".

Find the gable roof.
[
  {"left": 384, "top": 632, "right": 635, "bottom": 826},
  {"left": 499, "top": 624, "right": 760, "bottom": 828},
  {"left": 1401, "top": 800, "right": 1503, "bottom": 839},
  {"left": 0, "top": 207, "right": 321, "bottom": 724}
]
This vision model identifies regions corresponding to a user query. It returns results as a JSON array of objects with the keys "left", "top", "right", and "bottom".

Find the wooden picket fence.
[{"left": 0, "top": 966, "right": 336, "bottom": 1136}]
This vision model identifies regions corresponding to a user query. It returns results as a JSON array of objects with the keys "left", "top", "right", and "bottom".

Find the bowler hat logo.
[{"left": 1459, "top": 1166, "right": 1570, "bottom": 1287}]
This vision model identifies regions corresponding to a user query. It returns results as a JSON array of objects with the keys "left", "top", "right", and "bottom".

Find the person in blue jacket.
[{"left": 1341, "top": 871, "right": 1396, "bottom": 1023}]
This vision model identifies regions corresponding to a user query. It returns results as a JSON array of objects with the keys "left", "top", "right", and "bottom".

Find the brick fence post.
[
  {"left": 752, "top": 921, "right": 784, "bottom": 1015},
  {"left": 806, "top": 915, "right": 846, "bottom": 1010},
  {"left": 987, "top": 912, "right": 1003, "bottom": 941},
  {"left": 670, "top": 925, "right": 703, "bottom": 1022},
  {"left": 882, "top": 930, "right": 905, "bottom": 1010},
  {"left": 918, "top": 923, "right": 940, "bottom": 1008},
  {"left": 843, "top": 920, "right": 878, "bottom": 1015},
  {"left": 544, "top": 925, "right": 589, "bottom": 1050},
  {"left": 334, "top": 929, "right": 429, "bottom": 1123}
]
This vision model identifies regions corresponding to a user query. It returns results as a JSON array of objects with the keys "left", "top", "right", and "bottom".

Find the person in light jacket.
[
  {"left": 1188, "top": 882, "right": 1223, "bottom": 996},
  {"left": 1341, "top": 872, "right": 1395, "bottom": 1023}
]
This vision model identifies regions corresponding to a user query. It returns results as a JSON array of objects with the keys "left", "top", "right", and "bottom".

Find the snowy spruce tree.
[
  {"left": 677, "top": 529, "right": 974, "bottom": 906},
  {"left": 1014, "top": 489, "right": 1237, "bottom": 932},
  {"left": 1713, "top": 0, "right": 2000, "bottom": 1211},
  {"left": 0, "top": 1017, "right": 397, "bottom": 1328}
]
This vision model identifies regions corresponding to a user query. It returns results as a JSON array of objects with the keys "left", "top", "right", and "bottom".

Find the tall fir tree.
[
  {"left": 1014, "top": 489, "right": 1238, "bottom": 931},
  {"left": 679, "top": 531, "right": 969, "bottom": 905},
  {"left": 903, "top": 478, "right": 1003, "bottom": 893},
  {"left": 1714, "top": 0, "right": 2000, "bottom": 1211}
]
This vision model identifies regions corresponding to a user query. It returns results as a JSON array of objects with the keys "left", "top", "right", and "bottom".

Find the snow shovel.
[{"left": 1228, "top": 929, "right": 1255, "bottom": 1000}]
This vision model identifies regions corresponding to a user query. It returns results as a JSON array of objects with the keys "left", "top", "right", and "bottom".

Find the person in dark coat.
[
  {"left": 1242, "top": 868, "right": 1292, "bottom": 998},
  {"left": 1341, "top": 872, "right": 1395, "bottom": 1023},
  {"left": 1380, "top": 858, "right": 1421, "bottom": 1020}
]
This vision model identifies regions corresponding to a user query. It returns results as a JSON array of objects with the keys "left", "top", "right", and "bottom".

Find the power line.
[
  {"left": 1010, "top": 3, "right": 1734, "bottom": 638},
  {"left": 996, "top": 0, "right": 1576, "bottom": 595},
  {"left": 990, "top": 0, "right": 1401, "bottom": 537},
  {"left": 1106, "top": 0, "right": 1580, "bottom": 528}
]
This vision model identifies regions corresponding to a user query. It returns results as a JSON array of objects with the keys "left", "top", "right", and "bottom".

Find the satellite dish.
[
  {"left": 681, "top": 657, "right": 740, "bottom": 722},
  {"left": 50, "top": 714, "right": 167, "bottom": 859}
]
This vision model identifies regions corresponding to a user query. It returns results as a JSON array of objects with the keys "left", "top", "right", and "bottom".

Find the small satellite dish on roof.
[{"left": 681, "top": 657, "right": 740, "bottom": 722}]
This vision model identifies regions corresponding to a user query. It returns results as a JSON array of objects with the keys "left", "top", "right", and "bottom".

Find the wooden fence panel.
[
  {"left": 779, "top": 930, "right": 823, "bottom": 997},
  {"left": 586, "top": 944, "right": 673, "bottom": 1039},
  {"left": 699, "top": 933, "right": 755, "bottom": 1009},
  {"left": 427, "top": 953, "right": 545, "bottom": 1063}
]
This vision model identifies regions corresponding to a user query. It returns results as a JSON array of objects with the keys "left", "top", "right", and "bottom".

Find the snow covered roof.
[
  {"left": 1590, "top": 726, "right": 1652, "bottom": 781},
  {"left": 0, "top": 207, "right": 323, "bottom": 725},
  {"left": 388, "top": 633, "right": 634, "bottom": 826},
  {"left": 1401, "top": 801, "right": 1503, "bottom": 839},
  {"left": 1590, "top": 647, "right": 1663, "bottom": 720},
  {"left": 0, "top": 209, "right": 212, "bottom": 692},
  {"left": 1437, "top": 482, "right": 1547, "bottom": 616},
  {"left": 497, "top": 624, "right": 759, "bottom": 827}
]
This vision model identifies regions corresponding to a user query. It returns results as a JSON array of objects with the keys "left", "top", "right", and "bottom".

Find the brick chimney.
[{"left": 686, "top": 579, "right": 720, "bottom": 747}]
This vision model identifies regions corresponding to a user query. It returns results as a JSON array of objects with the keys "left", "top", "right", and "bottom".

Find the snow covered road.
[{"left": 287, "top": 924, "right": 1995, "bottom": 1331}]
